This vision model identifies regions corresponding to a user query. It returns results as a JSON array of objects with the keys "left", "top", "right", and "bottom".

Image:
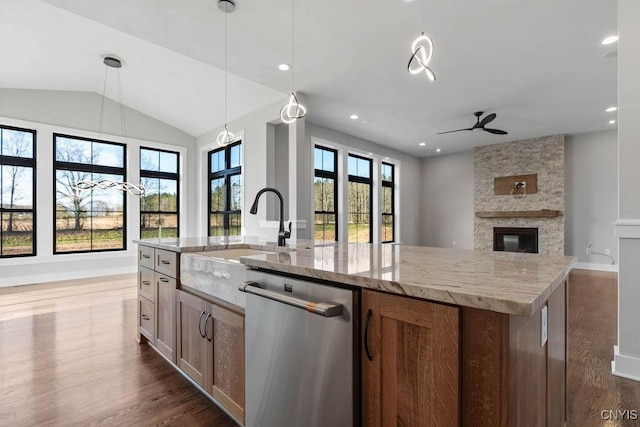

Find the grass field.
[{"left": 314, "top": 223, "right": 393, "bottom": 242}]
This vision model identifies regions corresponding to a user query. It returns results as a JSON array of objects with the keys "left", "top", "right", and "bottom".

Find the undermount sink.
[{"left": 197, "top": 248, "right": 275, "bottom": 262}]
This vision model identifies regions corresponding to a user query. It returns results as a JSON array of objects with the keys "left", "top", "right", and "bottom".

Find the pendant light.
[
  {"left": 217, "top": 0, "right": 236, "bottom": 146},
  {"left": 407, "top": 0, "right": 436, "bottom": 81},
  {"left": 73, "top": 55, "right": 146, "bottom": 196},
  {"left": 280, "top": 0, "right": 307, "bottom": 124}
]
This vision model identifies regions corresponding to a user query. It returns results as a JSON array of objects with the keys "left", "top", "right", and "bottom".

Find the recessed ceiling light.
[
  {"left": 419, "top": 142, "right": 426, "bottom": 146},
  {"left": 350, "top": 114, "right": 359, "bottom": 120},
  {"left": 609, "top": 120, "right": 616, "bottom": 125},
  {"left": 436, "top": 148, "right": 441, "bottom": 152},
  {"left": 601, "top": 35, "right": 618, "bottom": 45},
  {"left": 606, "top": 106, "right": 618, "bottom": 112},
  {"left": 278, "top": 63, "right": 290, "bottom": 71}
]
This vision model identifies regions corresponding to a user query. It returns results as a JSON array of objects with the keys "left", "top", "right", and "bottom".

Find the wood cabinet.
[
  {"left": 136, "top": 246, "right": 177, "bottom": 364},
  {"left": 176, "top": 289, "right": 245, "bottom": 424},
  {"left": 362, "top": 289, "right": 460, "bottom": 427}
]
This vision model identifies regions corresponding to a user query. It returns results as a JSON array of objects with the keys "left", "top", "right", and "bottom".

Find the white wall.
[
  {"left": 0, "top": 90, "right": 197, "bottom": 287},
  {"left": 565, "top": 130, "right": 618, "bottom": 268},
  {"left": 419, "top": 151, "right": 474, "bottom": 249},
  {"left": 306, "top": 122, "right": 422, "bottom": 246}
]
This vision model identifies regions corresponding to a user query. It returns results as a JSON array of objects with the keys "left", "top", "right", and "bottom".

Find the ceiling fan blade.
[
  {"left": 478, "top": 113, "right": 497, "bottom": 127},
  {"left": 483, "top": 128, "right": 508, "bottom": 135},
  {"left": 436, "top": 128, "right": 473, "bottom": 135}
]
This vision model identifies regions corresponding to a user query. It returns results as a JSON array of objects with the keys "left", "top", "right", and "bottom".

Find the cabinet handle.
[
  {"left": 141, "top": 314, "right": 150, "bottom": 321},
  {"left": 204, "top": 313, "right": 212, "bottom": 342},
  {"left": 142, "top": 254, "right": 150, "bottom": 259},
  {"left": 142, "top": 281, "right": 151, "bottom": 286},
  {"left": 160, "top": 260, "right": 171, "bottom": 265},
  {"left": 364, "top": 309, "right": 373, "bottom": 362},
  {"left": 159, "top": 278, "right": 170, "bottom": 283},
  {"left": 198, "top": 311, "right": 206, "bottom": 338}
]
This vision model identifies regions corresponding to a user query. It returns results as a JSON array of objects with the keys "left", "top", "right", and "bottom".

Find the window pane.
[
  {"left": 1, "top": 165, "right": 33, "bottom": 209},
  {"left": 1, "top": 211, "right": 33, "bottom": 256},
  {"left": 382, "top": 186, "right": 392, "bottom": 214},
  {"left": 90, "top": 173, "right": 125, "bottom": 215},
  {"left": 159, "top": 214, "right": 178, "bottom": 238},
  {"left": 210, "top": 178, "right": 226, "bottom": 212},
  {"left": 230, "top": 145, "right": 241, "bottom": 169},
  {"left": 322, "top": 150, "right": 335, "bottom": 172},
  {"left": 382, "top": 164, "right": 393, "bottom": 182},
  {"left": 211, "top": 150, "right": 225, "bottom": 173},
  {"left": 141, "top": 213, "right": 160, "bottom": 239},
  {"left": 358, "top": 158, "right": 370, "bottom": 178},
  {"left": 229, "top": 213, "right": 242, "bottom": 236},
  {"left": 90, "top": 210, "right": 124, "bottom": 250},
  {"left": 382, "top": 214, "right": 393, "bottom": 242},
  {"left": 1, "top": 129, "right": 33, "bottom": 158},
  {"left": 209, "top": 213, "right": 224, "bottom": 236},
  {"left": 55, "top": 208, "right": 91, "bottom": 253},
  {"left": 159, "top": 179, "right": 178, "bottom": 212},
  {"left": 314, "top": 213, "right": 336, "bottom": 242},
  {"left": 314, "top": 177, "right": 335, "bottom": 212},
  {"left": 348, "top": 156, "right": 357, "bottom": 175},
  {"left": 55, "top": 169, "right": 90, "bottom": 224},
  {"left": 348, "top": 181, "right": 371, "bottom": 243},
  {"left": 55, "top": 137, "right": 91, "bottom": 163},
  {"left": 140, "top": 149, "right": 160, "bottom": 172},
  {"left": 159, "top": 151, "right": 178, "bottom": 174},
  {"left": 140, "top": 178, "right": 160, "bottom": 212},
  {"left": 314, "top": 148, "right": 323, "bottom": 170},
  {"left": 93, "top": 142, "right": 124, "bottom": 168},
  {"left": 229, "top": 175, "right": 242, "bottom": 211}
]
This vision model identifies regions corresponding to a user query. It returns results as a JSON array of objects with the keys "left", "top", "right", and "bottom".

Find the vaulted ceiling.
[{"left": 1, "top": 0, "right": 617, "bottom": 156}]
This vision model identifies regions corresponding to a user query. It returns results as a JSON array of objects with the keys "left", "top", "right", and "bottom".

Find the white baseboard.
[
  {"left": 612, "top": 345, "right": 640, "bottom": 382},
  {"left": 573, "top": 262, "right": 618, "bottom": 272}
]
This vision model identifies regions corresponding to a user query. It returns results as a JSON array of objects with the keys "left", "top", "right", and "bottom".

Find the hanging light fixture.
[
  {"left": 217, "top": 0, "right": 236, "bottom": 146},
  {"left": 407, "top": 0, "right": 436, "bottom": 81},
  {"left": 280, "top": 0, "right": 307, "bottom": 124},
  {"left": 74, "top": 55, "right": 146, "bottom": 196}
]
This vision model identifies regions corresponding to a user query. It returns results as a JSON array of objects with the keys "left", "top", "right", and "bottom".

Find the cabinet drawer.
[
  {"left": 138, "top": 267, "right": 156, "bottom": 302},
  {"left": 139, "top": 296, "right": 155, "bottom": 343},
  {"left": 139, "top": 245, "right": 155, "bottom": 269},
  {"left": 155, "top": 272, "right": 177, "bottom": 290},
  {"left": 156, "top": 249, "right": 178, "bottom": 278}
]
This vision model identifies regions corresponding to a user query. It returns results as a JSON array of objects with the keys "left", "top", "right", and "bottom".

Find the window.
[
  {"left": 0, "top": 125, "right": 36, "bottom": 257},
  {"left": 54, "top": 134, "right": 126, "bottom": 253},
  {"left": 208, "top": 141, "right": 242, "bottom": 236},
  {"left": 348, "top": 154, "right": 372, "bottom": 243},
  {"left": 314, "top": 146, "right": 338, "bottom": 242},
  {"left": 140, "top": 148, "right": 179, "bottom": 239},
  {"left": 381, "top": 162, "right": 395, "bottom": 243}
]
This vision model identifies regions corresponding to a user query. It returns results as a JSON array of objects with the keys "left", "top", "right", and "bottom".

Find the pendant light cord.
[
  {"left": 98, "top": 66, "right": 108, "bottom": 136},
  {"left": 421, "top": 0, "right": 424, "bottom": 30},
  {"left": 117, "top": 69, "right": 127, "bottom": 143},
  {"left": 291, "top": 0, "right": 295, "bottom": 92},
  {"left": 224, "top": 10, "right": 228, "bottom": 126}
]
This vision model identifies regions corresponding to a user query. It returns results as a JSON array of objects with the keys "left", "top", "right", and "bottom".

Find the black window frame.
[
  {"left": 381, "top": 162, "right": 395, "bottom": 243},
  {"left": 53, "top": 133, "right": 128, "bottom": 254},
  {"left": 314, "top": 145, "right": 339, "bottom": 242},
  {"left": 208, "top": 141, "right": 242, "bottom": 236},
  {"left": 139, "top": 147, "right": 180, "bottom": 239},
  {"left": 347, "top": 153, "right": 373, "bottom": 243},
  {"left": 0, "top": 124, "right": 37, "bottom": 258}
]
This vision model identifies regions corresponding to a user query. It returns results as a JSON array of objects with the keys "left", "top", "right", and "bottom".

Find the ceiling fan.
[{"left": 437, "top": 111, "right": 508, "bottom": 135}]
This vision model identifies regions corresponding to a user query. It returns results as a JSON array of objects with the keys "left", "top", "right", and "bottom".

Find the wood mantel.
[{"left": 476, "top": 210, "right": 562, "bottom": 218}]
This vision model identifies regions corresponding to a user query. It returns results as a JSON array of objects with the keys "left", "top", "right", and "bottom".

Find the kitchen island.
[{"left": 134, "top": 238, "right": 574, "bottom": 427}]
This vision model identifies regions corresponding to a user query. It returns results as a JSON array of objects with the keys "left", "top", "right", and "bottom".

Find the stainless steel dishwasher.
[{"left": 240, "top": 269, "right": 359, "bottom": 427}]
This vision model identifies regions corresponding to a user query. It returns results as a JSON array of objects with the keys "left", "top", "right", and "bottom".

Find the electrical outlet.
[
  {"left": 541, "top": 305, "right": 548, "bottom": 347},
  {"left": 605, "top": 248, "right": 611, "bottom": 255}
]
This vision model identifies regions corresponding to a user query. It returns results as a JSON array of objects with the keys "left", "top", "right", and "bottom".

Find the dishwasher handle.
[{"left": 239, "top": 281, "right": 344, "bottom": 318}]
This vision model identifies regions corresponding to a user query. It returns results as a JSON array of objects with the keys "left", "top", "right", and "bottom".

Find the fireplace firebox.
[{"left": 493, "top": 227, "right": 538, "bottom": 253}]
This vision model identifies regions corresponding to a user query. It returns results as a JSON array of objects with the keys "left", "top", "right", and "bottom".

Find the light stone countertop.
[
  {"left": 239, "top": 243, "right": 576, "bottom": 316},
  {"left": 132, "top": 236, "right": 318, "bottom": 253}
]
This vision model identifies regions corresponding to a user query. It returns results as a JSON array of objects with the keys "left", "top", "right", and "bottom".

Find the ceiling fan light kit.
[
  {"left": 437, "top": 111, "right": 509, "bottom": 135},
  {"left": 216, "top": 0, "right": 236, "bottom": 147}
]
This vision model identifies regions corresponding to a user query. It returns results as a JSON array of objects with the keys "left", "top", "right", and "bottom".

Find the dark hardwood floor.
[
  {"left": 0, "top": 274, "right": 237, "bottom": 426},
  {"left": 0, "top": 269, "right": 638, "bottom": 426}
]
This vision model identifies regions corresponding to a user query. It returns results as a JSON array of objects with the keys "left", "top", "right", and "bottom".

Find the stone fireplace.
[{"left": 474, "top": 135, "right": 565, "bottom": 255}]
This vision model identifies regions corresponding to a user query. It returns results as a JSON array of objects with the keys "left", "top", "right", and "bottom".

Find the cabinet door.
[
  {"left": 155, "top": 273, "right": 176, "bottom": 363},
  {"left": 362, "top": 290, "right": 460, "bottom": 427},
  {"left": 176, "top": 290, "right": 208, "bottom": 387},
  {"left": 205, "top": 302, "right": 245, "bottom": 424}
]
